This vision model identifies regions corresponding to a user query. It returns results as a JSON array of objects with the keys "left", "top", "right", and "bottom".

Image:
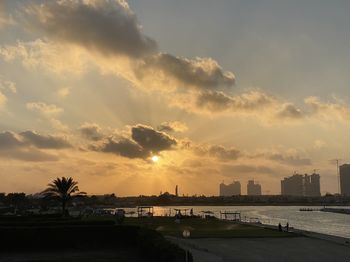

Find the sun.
[{"left": 151, "top": 155, "right": 159, "bottom": 163}]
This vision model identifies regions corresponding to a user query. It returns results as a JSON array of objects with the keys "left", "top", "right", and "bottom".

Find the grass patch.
[{"left": 123, "top": 217, "right": 296, "bottom": 238}]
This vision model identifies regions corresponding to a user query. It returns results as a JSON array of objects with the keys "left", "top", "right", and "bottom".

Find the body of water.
[{"left": 119, "top": 206, "right": 350, "bottom": 239}]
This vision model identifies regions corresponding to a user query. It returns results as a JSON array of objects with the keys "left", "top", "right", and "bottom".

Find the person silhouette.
[
  {"left": 278, "top": 223, "right": 282, "bottom": 232},
  {"left": 286, "top": 222, "right": 289, "bottom": 232}
]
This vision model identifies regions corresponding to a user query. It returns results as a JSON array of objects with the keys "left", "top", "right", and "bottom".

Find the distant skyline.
[{"left": 1, "top": 0, "right": 350, "bottom": 195}]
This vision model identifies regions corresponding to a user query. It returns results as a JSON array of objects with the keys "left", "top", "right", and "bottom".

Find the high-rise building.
[
  {"left": 304, "top": 173, "right": 321, "bottom": 197},
  {"left": 219, "top": 181, "right": 241, "bottom": 196},
  {"left": 247, "top": 180, "right": 262, "bottom": 196},
  {"left": 281, "top": 173, "right": 320, "bottom": 196},
  {"left": 340, "top": 164, "right": 350, "bottom": 196},
  {"left": 281, "top": 174, "right": 304, "bottom": 196}
]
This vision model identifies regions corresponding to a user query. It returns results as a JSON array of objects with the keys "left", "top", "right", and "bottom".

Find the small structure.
[
  {"left": 137, "top": 206, "right": 154, "bottom": 217},
  {"left": 175, "top": 185, "right": 179, "bottom": 197},
  {"left": 174, "top": 208, "right": 189, "bottom": 217},
  {"left": 220, "top": 211, "right": 241, "bottom": 222},
  {"left": 201, "top": 210, "right": 215, "bottom": 219}
]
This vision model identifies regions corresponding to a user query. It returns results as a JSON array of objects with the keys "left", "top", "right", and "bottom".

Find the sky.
[{"left": 0, "top": 0, "right": 350, "bottom": 196}]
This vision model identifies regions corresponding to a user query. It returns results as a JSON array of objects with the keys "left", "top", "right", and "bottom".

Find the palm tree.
[{"left": 42, "top": 177, "right": 86, "bottom": 216}]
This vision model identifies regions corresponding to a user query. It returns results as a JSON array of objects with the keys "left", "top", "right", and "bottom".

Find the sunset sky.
[{"left": 1, "top": 0, "right": 350, "bottom": 196}]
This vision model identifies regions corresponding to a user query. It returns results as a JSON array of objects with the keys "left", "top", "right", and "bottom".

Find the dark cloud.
[
  {"left": 131, "top": 124, "right": 177, "bottom": 152},
  {"left": 0, "top": 130, "right": 69, "bottom": 162},
  {"left": 196, "top": 91, "right": 233, "bottom": 112},
  {"left": 79, "top": 123, "right": 104, "bottom": 141},
  {"left": 0, "top": 131, "right": 23, "bottom": 149},
  {"left": 22, "top": 1, "right": 235, "bottom": 92},
  {"left": 196, "top": 91, "right": 274, "bottom": 112},
  {"left": 208, "top": 145, "right": 240, "bottom": 160},
  {"left": 99, "top": 138, "right": 148, "bottom": 159},
  {"left": 137, "top": 53, "right": 235, "bottom": 90},
  {"left": 92, "top": 124, "right": 177, "bottom": 159},
  {"left": 24, "top": 0, "right": 157, "bottom": 58},
  {"left": 193, "top": 144, "right": 241, "bottom": 161},
  {"left": 20, "top": 130, "right": 71, "bottom": 149}
]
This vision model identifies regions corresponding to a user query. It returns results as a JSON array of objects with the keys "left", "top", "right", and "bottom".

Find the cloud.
[
  {"left": 208, "top": 145, "right": 241, "bottom": 160},
  {"left": 0, "top": 130, "right": 71, "bottom": 150},
  {"left": 0, "top": 75, "right": 17, "bottom": 93},
  {"left": 79, "top": 123, "right": 104, "bottom": 141},
  {"left": 20, "top": 130, "right": 71, "bottom": 149},
  {"left": 98, "top": 137, "right": 149, "bottom": 159},
  {"left": 15, "top": 0, "right": 234, "bottom": 92},
  {"left": 26, "top": 101, "right": 68, "bottom": 131},
  {"left": 131, "top": 124, "right": 177, "bottom": 152},
  {"left": 192, "top": 144, "right": 241, "bottom": 161},
  {"left": 92, "top": 124, "right": 177, "bottom": 159},
  {"left": 8, "top": 0, "right": 350, "bottom": 127},
  {"left": 171, "top": 88, "right": 350, "bottom": 125},
  {"left": 304, "top": 96, "right": 350, "bottom": 121},
  {"left": 0, "top": 39, "right": 91, "bottom": 76},
  {"left": 248, "top": 150, "right": 312, "bottom": 166},
  {"left": 0, "top": 131, "right": 23, "bottom": 149},
  {"left": 0, "top": 148, "right": 59, "bottom": 162},
  {"left": 23, "top": 0, "right": 157, "bottom": 58},
  {"left": 268, "top": 153, "right": 312, "bottom": 166},
  {"left": 26, "top": 102, "right": 63, "bottom": 116},
  {"left": 168, "top": 90, "right": 276, "bottom": 115},
  {"left": 196, "top": 90, "right": 275, "bottom": 113},
  {"left": 0, "top": 130, "right": 70, "bottom": 162},
  {"left": 158, "top": 121, "right": 188, "bottom": 133},
  {"left": 276, "top": 103, "right": 304, "bottom": 119},
  {"left": 136, "top": 54, "right": 235, "bottom": 90}
]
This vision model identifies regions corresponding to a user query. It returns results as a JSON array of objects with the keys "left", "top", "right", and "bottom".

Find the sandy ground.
[{"left": 168, "top": 237, "right": 350, "bottom": 262}]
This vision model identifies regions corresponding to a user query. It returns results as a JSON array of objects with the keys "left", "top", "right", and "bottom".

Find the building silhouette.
[
  {"left": 340, "top": 164, "right": 350, "bottom": 196},
  {"left": 304, "top": 173, "right": 321, "bottom": 197},
  {"left": 281, "top": 173, "right": 320, "bottom": 196},
  {"left": 247, "top": 180, "right": 262, "bottom": 196},
  {"left": 220, "top": 181, "right": 241, "bottom": 196}
]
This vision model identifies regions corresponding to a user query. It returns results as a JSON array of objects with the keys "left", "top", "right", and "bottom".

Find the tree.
[{"left": 42, "top": 177, "right": 86, "bottom": 216}]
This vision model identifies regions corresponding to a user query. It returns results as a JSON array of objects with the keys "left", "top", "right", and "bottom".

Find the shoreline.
[{"left": 245, "top": 221, "right": 350, "bottom": 246}]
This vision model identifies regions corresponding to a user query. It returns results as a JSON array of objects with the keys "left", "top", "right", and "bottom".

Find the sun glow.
[{"left": 151, "top": 155, "right": 159, "bottom": 162}]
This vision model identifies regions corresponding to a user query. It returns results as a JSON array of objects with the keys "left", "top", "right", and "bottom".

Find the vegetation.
[
  {"left": 41, "top": 177, "right": 86, "bottom": 216},
  {"left": 0, "top": 224, "right": 191, "bottom": 262},
  {"left": 122, "top": 217, "right": 296, "bottom": 238}
]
